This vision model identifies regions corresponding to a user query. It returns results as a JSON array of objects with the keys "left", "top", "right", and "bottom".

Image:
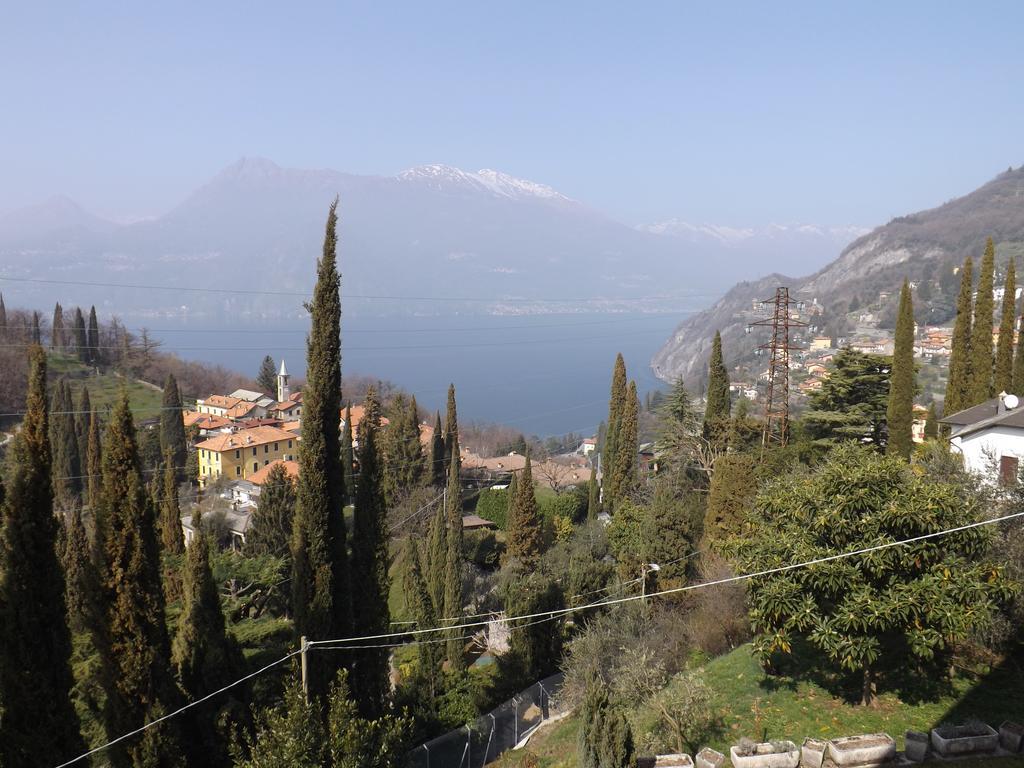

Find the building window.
[
  {"left": 264, "top": 444, "right": 269, "bottom": 454},
  {"left": 1000, "top": 455, "right": 1019, "bottom": 486},
  {"left": 253, "top": 462, "right": 258, "bottom": 473},
  {"left": 235, "top": 466, "right": 241, "bottom": 476},
  {"left": 265, "top": 460, "right": 269, "bottom": 466},
  {"left": 288, "top": 440, "right": 292, "bottom": 449},
  {"left": 235, "top": 449, "right": 240, "bottom": 459},
  {"left": 274, "top": 442, "right": 279, "bottom": 451},
  {"left": 252, "top": 447, "right": 257, "bottom": 456}
]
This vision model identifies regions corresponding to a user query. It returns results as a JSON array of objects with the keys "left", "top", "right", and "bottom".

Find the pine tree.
[
  {"left": 75, "top": 385, "right": 92, "bottom": 479},
  {"left": 291, "top": 199, "right": 350, "bottom": 700},
  {"left": 886, "top": 280, "right": 916, "bottom": 459},
  {"left": 98, "top": 391, "right": 185, "bottom": 767},
  {"left": 945, "top": 257, "right": 974, "bottom": 415},
  {"left": 0, "top": 345, "right": 86, "bottom": 766},
  {"left": 603, "top": 354, "right": 628, "bottom": 508},
  {"left": 430, "top": 411, "right": 445, "bottom": 487},
  {"left": 172, "top": 510, "right": 241, "bottom": 766},
  {"left": 247, "top": 462, "right": 296, "bottom": 558},
  {"left": 51, "top": 378, "right": 83, "bottom": 512},
  {"left": 256, "top": 354, "right": 278, "bottom": 395},
  {"left": 587, "top": 463, "right": 599, "bottom": 521},
  {"left": 71, "top": 306, "right": 87, "bottom": 362},
  {"left": 968, "top": 239, "right": 996, "bottom": 405},
  {"left": 160, "top": 373, "right": 188, "bottom": 484},
  {"left": 924, "top": 402, "right": 939, "bottom": 440},
  {"left": 340, "top": 404, "right": 355, "bottom": 506},
  {"left": 506, "top": 453, "right": 543, "bottom": 565},
  {"left": 52, "top": 301, "right": 65, "bottom": 349},
  {"left": 1014, "top": 309, "right": 1024, "bottom": 397},
  {"left": 443, "top": 427, "right": 464, "bottom": 670},
  {"left": 996, "top": 258, "right": 1017, "bottom": 394},
  {"left": 350, "top": 388, "right": 391, "bottom": 718},
  {"left": 87, "top": 305, "right": 100, "bottom": 364},
  {"left": 703, "top": 330, "right": 731, "bottom": 436}
]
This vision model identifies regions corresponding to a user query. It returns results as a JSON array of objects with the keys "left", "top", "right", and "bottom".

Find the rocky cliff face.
[{"left": 653, "top": 166, "right": 1024, "bottom": 386}]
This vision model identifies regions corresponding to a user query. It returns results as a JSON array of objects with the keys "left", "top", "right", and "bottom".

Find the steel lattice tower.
[{"left": 747, "top": 287, "right": 807, "bottom": 447}]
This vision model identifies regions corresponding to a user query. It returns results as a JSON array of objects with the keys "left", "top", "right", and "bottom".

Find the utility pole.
[
  {"left": 300, "top": 635, "right": 309, "bottom": 701},
  {"left": 746, "top": 287, "right": 807, "bottom": 448}
]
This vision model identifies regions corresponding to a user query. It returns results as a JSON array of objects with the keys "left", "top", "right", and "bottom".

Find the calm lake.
[{"left": 143, "top": 313, "right": 686, "bottom": 437}]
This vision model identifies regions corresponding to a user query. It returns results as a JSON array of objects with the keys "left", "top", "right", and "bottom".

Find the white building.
[{"left": 944, "top": 393, "right": 1024, "bottom": 484}]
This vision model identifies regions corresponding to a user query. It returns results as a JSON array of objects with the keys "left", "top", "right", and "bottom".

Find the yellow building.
[{"left": 196, "top": 425, "right": 298, "bottom": 486}]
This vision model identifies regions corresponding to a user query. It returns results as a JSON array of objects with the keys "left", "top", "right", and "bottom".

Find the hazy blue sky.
[{"left": 2, "top": 2, "right": 1022, "bottom": 226}]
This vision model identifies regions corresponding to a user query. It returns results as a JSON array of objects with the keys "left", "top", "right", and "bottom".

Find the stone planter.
[
  {"left": 654, "top": 755, "right": 694, "bottom": 768},
  {"left": 696, "top": 747, "right": 725, "bottom": 768},
  {"left": 930, "top": 723, "right": 999, "bottom": 757},
  {"left": 730, "top": 741, "right": 801, "bottom": 768},
  {"left": 903, "top": 731, "right": 929, "bottom": 763},
  {"left": 827, "top": 733, "right": 895, "bottom": 767},
  {"left": 800, "top": 738, "right": 827, "bottom": 768},
  {"left": 1000, "top": 722, "right": 1024, "bottom": 753}
]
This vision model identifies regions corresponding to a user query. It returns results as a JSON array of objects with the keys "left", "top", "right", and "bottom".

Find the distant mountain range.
[
  {"left": 0, "top": 158, "right": 861, "bottom": 318},
  {"left": 653, "top": 165, "right": 1024, "bottom": 387}
]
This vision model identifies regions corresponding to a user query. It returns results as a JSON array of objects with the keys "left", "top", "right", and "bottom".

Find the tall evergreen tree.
[
  {"left": 98, "top": 392, "right": 184, "bottom": 767},
  {"left": 86, "top": 407, "right": 103, "bottom": 516},
  {"left": 52, "top": 301, "right": 65, "bottom": 349},
  {"left": 383, "top": 393, "right": 425, "bottom": 500},
  {"left": 159, "top": 452, "right": 185, "bottom": 556},
  {"left": 159, "top": 373, "right": 188, "bottom": 485},
  {"left": 340, "top": 404, "right": 355, "bottom": 505},
  {"left": 996, "top": 258, "right": 1017, "bottom": 394},
  {"left": 31, "top": 310, "right": 41, "bottom": 344},
  {"left": 291, "top": 200, "right": 350, "bottom": 700},
  {"left": 51, "top": 378, "right": 83, "bottom": 512},
  {"left": 425, "top": 495, "right": 447, "bottom": 615},
  {"left": 703, "top": 330, "right": 731, "bottom": 432},
  {"left": 1014, "top": 308, "right": 1024, "bottom": 397},
  {"left": 64, "top": 503, "right": 104, "bottom": 635},
  {"left": 587, "top": 462, "right": 599, "bottom": 521},
  {"left": 402, "top": 540, "right": 441, "bottom": 698},
  {"left": 350, "top": 388, "right": 391, "bottom": 718},
  {"left": 172, "top": 510, "right": 241, "bottom": 767},
  {"left": 603, "top": 354, "right": 628, "bottom": 508},
  {"left": 443, "top": 383, "right": 459, "bottom": 469},
  {"left": 73, "top": 306, "right": 88, "bottom": 363},
  {"left": 256, "top": 354, "right": 278, "bottom": 395},
  {"left": 75, "top": 385, "right": 92, "bottom": 479},
  {"left": 886, "top": 280, "right": 916, "bottom": 459},
  {"left": 429, "top": 411, "right": 445, "bottom": 487},
  {"left": 0, "top": 292, "right": 6, "bottom": 338},
  {"left": 924, "top": 402, "right": 939, "bottom": 440},
  {"left": 0, "top": 346, "right": 86, "bottom": 766},
  {"left": 87, "top": 305, "right": 100, "bottom": 364},
  {"left": 945, "top": 257, "right": 974, "bottom": 415},
  {"left": 607, "top": 381, "right": 640, "bottom": 507},
  {"left": 443, "top": 427, "right": 464, "bottom": 670},
  {"left": 968, "top": 239, "right": 996, "bottom": 405},
  {"left": 505, "top": 452, "right": 543, "bottom": 565},
  {"left": 247, "top": 462, "right": 296, "bottom": 558}
]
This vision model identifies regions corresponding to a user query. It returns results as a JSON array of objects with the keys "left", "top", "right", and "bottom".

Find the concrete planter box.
[
  {"left": 930, "top": 723, "right": 999, "bottom": 756},
  {"left": 904, "top": 731, "right": 929, "bottom": 762},
  {"left": 800, "top": 738, "right": 827, "bottom": 768},
  {"left": 826, "top": 733, "right": 895, "bottom": 767},
  {"left": 730, "top": 741, "right": 800, "bottom": 768},
  {"left": 999, "top": 722, "right": 1024, "bottom": 753},
  {"left": 654, "top": 755, "right": 694, "bottom": 768},
  {"left": 696, "top": 747, "right": 725, "bottom": 768}
]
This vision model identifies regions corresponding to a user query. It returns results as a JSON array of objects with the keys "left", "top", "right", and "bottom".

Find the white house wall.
[{"left": 952, "top": 426, "right": 1024, "bottom": 477}]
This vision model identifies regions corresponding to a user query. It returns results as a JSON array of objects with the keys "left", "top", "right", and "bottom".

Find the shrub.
[{"left": 475, "top": 488, "right": 509, "bottom": 529}]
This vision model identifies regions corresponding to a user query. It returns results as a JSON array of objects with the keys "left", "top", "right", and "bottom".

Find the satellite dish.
[{"left": 1006, "top": 394, "right": 1020, "bottom": 410}]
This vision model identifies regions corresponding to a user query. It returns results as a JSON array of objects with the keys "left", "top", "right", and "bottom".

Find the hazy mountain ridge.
[{"left": 653, "top": 165, "right": 1024, "bottom": 385}]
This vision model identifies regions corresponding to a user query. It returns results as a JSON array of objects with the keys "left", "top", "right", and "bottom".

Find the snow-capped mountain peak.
[{"left": 397, "top": 164, "right": 571, "bottom": 202}]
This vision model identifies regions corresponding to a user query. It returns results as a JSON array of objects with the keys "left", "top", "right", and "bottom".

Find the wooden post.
[{"left": 300, "top": 635, "right": 309, "bottom": 700}]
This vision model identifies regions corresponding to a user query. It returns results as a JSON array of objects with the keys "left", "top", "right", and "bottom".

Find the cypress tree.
[
  {"left": 968, "top": 239, "right": 996, "bottom": 405},
  {"left": 444, "top": 383, "right": 459, "bottom": 469},
  {"left": 291, "top": 199, "right": 350, "bottom": 700},
  {"left": 0, "top": 292, "right": 6, "bottom": 338},
  {"left": 171, "top": 510, "right": 241, "bottom": 766},
  {"left": 587, "top": 462, "right": 599, "bottom": 521},
  {"left": 51, "top": 378, "right": 83, "bottom": 513},
  {"left": 99, "top": 392, "right": 185, "bottom": 767},
  {"left": 704, "top": 330, "right": 731, "bottom": 434},
  {"left": 75, "top": 385, "right": 92, "bottom": 479},
  {"left": 340, "top": 404, "right": 355, "bottom": 506},
  {"left": 996, "top": 258, "right": 1017, "bottom": 394},
  {"left": 608, "top": 381, "right": 639, "bottom": 507},
  {"left": 350, "top": 388, "right": 390, "bottom": 718},
  {"left": 402, "top": 540, "right": 441, "bottom": 698},
  {"left": 1014, "top": 309, "right": 1024, "bottom": 397},
  {"left": 383, "top": 393, "right": 425, "bottom": 500},
  {"left": 247, "top": 462, "right": 296, "bottom": 558},
  {"left": 924, "top": 402, "right": 939, "bottom": 440},
  {"left": 407, "top": 395, "right": 426, "bottom": 483},
  {"left": 73, "top": 307, "right": 87, "bottom": 362},
  {"left": 86, "top": 407, "right": 103, "bottom": 516},
  {"left": 159, "top": 373, "right": 188, "bottom": 484},
  {"left": 256, "top": 354, "right": 277, "bottom": 395},
  {"left": 0, "top": 345, "right": 86, "bottom": 766},
  {"left": 31, "top": 310, "right": 41, "bottom": 344},
  {"left": 52, "top": 301, "right": 65, "bottom": 349},
  {"left": 430, "top": 411, "right": 445, "bottom": 487},
  {"left": 505, "top": 452, "right": 543, "bottom": 565},
  {"left": 945, "top": 257, "right": 974, "bottom": 415},
  {"left": 603, "top": 354, "right": 628, "bottom": 504},
  {"left": 426, "top": 495, "right": 447, "bottom": 615},
  {"left": 159, "top": 452, "right": 185, "bottom": 556},
  {"left": 64, "top": 503, "right": 103, "bottom": 634},
  {"left": 87, "top": 305, "right": 100, "bottom": 364},
  {"left": 443, "top": 426, "right": 464, "bottom": 670},
  {"left": 886, "top": 280, "right": 916, "bottom": 459}
]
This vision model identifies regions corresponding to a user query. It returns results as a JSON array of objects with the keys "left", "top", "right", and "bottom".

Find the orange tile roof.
[
  {"left": 227, "top": 401, "right": 259, "bottom": 419},
  {"left": 201, "top": 394, "right": 243, "bottom": 409},
  {"left": 247, "top": 459, "right": 300, "bottom": 485},
  {"left": 273, "top": 400, "right": 302, "bottom": 413},
  {"left": 195, "top": 425, "right": 297, "bottom": 453},
  {"left": 282, "top": 421, "right": 302, "bottom": 433},
  {"left": 340, "top": 405, "right": 390, "bottom": 432},
  {"left": 183, "top": 411, "right": 232, "bottom": 430}
]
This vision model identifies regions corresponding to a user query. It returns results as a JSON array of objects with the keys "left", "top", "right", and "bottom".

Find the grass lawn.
[
  {"left": 48, "top": 352, "right": 164, "bottom": 419},
  {"left": 499, "top": 644, "right": 1024, "bottom": 768}
]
